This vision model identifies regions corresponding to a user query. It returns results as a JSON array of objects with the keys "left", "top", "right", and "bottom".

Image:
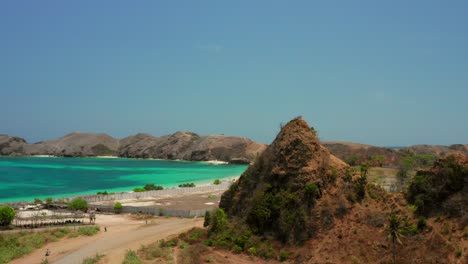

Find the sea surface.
[{"left": 0, "top": 157, "right": 247, "bottom": 203}]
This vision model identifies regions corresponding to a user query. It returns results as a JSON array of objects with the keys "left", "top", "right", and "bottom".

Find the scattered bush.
[
  {"left": 82, "top": 253, "right": 104, "bottom": 264},
  {"left": 213, "top": 179, "right": 221, "bottom": 185},
  {"left": 0, "top": 227, "right": 94, "bottom": 263},
  {"left": 78, "top": 226, "right": 100, "bottom": 236},
  {"left": 178, "top": 243, "right": 207, "bottom": 264},
  {"left": 123, "top": 250, "right": 144, "bottom": 264},
  {"left": 133, "top": 187, "right": 146, "bottom": 192},
  {"left": 343, "top": 168, "right": 353, "bottom": 182},
  {"left": 248, "top": 247, "right": 257, "bottom": 256},
  {"left": 417, "top": 216, "right": 427, "bottom": 230},
  {"left": 232, "top": 245, "right": 242, "bottom": 254},
  {"left": 159, "top": 238, "right": 177, "bottom": 248},
  {"left": 353, "top": 174, "right": 367, "bottom": 201},
  {"left": 96, "top": 191, "right": 108, "bottom": 195},
  {"left": 144, "top": 184, "right": 164, "bottom": 191},
  {"left": 456, "top": 248, "right": 462, "bottom": 258},
  {"left": 67, "top": 198, "right": 87, "bottom": 211},
  {"left": 114, "top": 202, "right": 123, "bottom": 213},
  {"left": 34, "top": 198, "right": 43, "bottom": 204},
  {"left": 45, "top": 198, "right": 53, "bottom": 206},
  {"left": 179, "top": 183, "right": 196, "bottom": 188},
  {"left": 0, "top": 206, "right": 15, "bottom": 226},
  {"left": 279, "top": 251, "right": 290, "bottom": 261},
  {"left": 209, "top": 209, "right": 227, "bottom": 233}
]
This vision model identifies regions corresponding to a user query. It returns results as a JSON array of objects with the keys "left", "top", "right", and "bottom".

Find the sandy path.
[{"left": 10, "top": 214, "right": 203, "bottom": 264}]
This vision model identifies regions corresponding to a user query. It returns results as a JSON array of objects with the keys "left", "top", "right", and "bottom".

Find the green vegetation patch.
[
  {"left": 0, "top": 206, "right": 15, "bottom": 227},
  {"left": 68, "top": 197, "right": 88, "bottom": 211},
  {"left": 82, "top": 253, "right": 104, "bottom": 264},
  {"left": 122, "top": 250, "right": 144, "bottom": 264},
  {"left": 0, "top": 226, "right": 99, "bottom": 264}
]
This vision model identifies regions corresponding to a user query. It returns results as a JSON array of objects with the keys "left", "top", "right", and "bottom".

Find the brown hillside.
[
  {"left": 220, "top": 117, "right": 348, "bottom": 243},
  {"left": 215, "top": 117, "right": 467, "bottom": 263}
]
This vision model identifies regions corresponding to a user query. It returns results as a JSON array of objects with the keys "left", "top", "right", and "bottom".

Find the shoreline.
[
  {"left": 0, "top": 175, "right": 240, "bottom": 205},
  {"left": 2, "top": 155, "right": 247, "bottom": 165}
]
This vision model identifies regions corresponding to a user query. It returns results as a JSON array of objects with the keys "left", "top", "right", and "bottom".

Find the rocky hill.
[
  {"left": 211, "top": 117, "right": 467, "bottom": 263},
  {"left": 220, "top": 117, "right": 349, "bottom": 243},
  {"left": 0, "top": 131, "right": 266, "bottom": 164}
]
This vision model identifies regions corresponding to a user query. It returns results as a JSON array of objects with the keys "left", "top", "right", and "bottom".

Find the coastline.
[
  {"left": 5, "top": 155, "right": 241, "bottom": 165},
  {"left": 0, "top": 156, "right": 247, "bottom": 204},
  {"left": 0, "top": 176, "right": 239, "bottom": 205}
]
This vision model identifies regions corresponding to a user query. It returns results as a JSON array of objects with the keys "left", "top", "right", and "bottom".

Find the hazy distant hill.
[
  {"left": 0, "top": 131, "right": 266, "bottom": 164},
  {"left": 322, "top": 141, "right": 468, "bottom": 167}
]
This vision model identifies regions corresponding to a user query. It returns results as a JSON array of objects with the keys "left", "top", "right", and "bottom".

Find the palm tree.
[{"left": 387, "top": 211, "right": 404, "bottom": 264}]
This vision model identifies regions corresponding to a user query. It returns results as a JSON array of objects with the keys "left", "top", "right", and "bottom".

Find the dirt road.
[{"left": 10, "top": 214, "right": 203, "bottom": 264}]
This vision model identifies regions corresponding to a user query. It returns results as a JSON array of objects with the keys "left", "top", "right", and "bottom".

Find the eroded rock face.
[
  {"left": 0, "top": 131, "right": 266, "bottom": 163},
  {"left": 220, "top": 117, "right": 348, "bottom": 243}
]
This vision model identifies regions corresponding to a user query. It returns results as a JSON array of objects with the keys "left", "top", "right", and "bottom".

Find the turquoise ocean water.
[{"left": 0, "top": 157, "right": 247, "bottom": 203}]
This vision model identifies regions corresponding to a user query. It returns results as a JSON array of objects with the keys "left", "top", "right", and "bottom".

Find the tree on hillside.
[
  {"left": 0, "top": 206, "right": 15, "bottom": 226},
  {"left": 387, "top": 211, "right": 404, "bottom": 264}
]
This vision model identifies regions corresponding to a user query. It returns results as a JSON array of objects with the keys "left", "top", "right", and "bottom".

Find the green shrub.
[
  {"left": 343, "top": 168, "right": 353, "bottom": 182},
  {"left": 279, "top": 251, "right": 290, "bottom": 261},
  {"left": 82, "top": 253, "right": 104, "bottom": 264},
  {"left": 456, "top": 248, "right": 462, "bottom": 258},
  {"left": 123, "top": 250, "right": 143, "bottom": 264},
  {"left": 78, "top": 226, "right": 100, "bottom": 236},
  {"left": 232, "top": 245, "right": 242, "bottom": 254},
  {"left": 34, "top": 198, "right": 43, "bottom": 204},
  {"left": 353, "top": 175, "right": 367, "bottom": 201},
  {"left": 67, "top": 198, "right": 87, "bottom": 211},
  {"left": 0, "top": 206, "right": 15, "bottom": 226},
  {"left": 213, "top": 179, "right": 221, "bottom": 185},
  {"left": 417, "top": 216, "right": 427, "bottom": 230},
  {"left": 114, "top": 202, "right": 123, "bottom": 213},
  {"left": 210, "top": 209, "right": 227, "bottom": 233},
  {"left": 96, "top": 191, "right": 108, "bottom": 195},
  {"left": 45, "top": 197, "right": 53, "bottom": 205},
  {"left": 178, "top": 243, "right": 206, "bottom": 264},
  {"left": 133, "top": 187, "right": 146, "bottom": 192},
  {"left": 248, "top": 247, "right": 257, "bottom": 256},
  {"left": 142, "top": 243, "right": 172, "bottom": 260},
  {"left": 143, "top": 184, "right": 163, "bottom": 191},
  {"left": 159, "top": 238, "right": 177, "bottom": 248},
  {"left": 178, "top": 183, "right": 196, "bottom": 188}
]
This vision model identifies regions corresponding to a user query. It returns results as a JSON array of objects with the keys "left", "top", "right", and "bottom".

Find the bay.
[{"left": 0, "top": 157, "right": 247, "bottom": 203}]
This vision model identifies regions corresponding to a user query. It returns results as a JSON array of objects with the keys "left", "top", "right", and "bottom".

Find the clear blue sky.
[{"left": 1, "top": 1, "right": 467, "bottom": 146}]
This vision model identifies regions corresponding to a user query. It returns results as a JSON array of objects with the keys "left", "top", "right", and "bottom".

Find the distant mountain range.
[
  {"left": 0, "top": 132, "right": 266, "bottom": 164},
  {"left": 1, "top": 132, "right": 466, "bottom": 166}
]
